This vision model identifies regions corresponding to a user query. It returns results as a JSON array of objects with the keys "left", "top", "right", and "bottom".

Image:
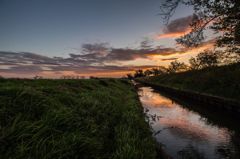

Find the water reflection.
[{"left": 138, "top": 87, "right": 240, "bottom": 159}]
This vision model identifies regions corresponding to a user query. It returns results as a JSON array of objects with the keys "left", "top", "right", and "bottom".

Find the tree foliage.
[
  {"left": 189, "top": 50, "right": 220, "bottom": 70},
  {"left": 144, "top": 69, "right": 153, "bottom": 76},
  {"left": 127, "top": 48, "right": 236, "bottom": 79},
  {"left": 134, "top": 69, "right": 145, "bottom": 78},
  {"left": 167, "top": 60, "right": 188, "bottom": 73},
  {"left": 126, "top": 73, "right": 134, "bottom": 80},
  {"left": 160, "top": 0, "right": 240, "bottom": 53}
]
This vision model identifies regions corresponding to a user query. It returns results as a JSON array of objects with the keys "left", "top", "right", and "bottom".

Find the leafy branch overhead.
[{"left": 160, "top": 0, "right": 240, "bottom": 52}]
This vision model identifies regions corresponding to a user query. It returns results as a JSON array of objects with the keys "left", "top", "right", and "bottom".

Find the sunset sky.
[{"left": 0, "top": 0, "right": 215, "bottom": 78}]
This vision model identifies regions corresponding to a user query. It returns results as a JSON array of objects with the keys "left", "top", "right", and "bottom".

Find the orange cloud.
[
  {"left": 148, "top": 39, "right": 216, "bottom": 66},
  {"left": 0, "top": 38, "right": 216, "bottom": 79},
  {"left": 155, "top": 15, "right": 193, "bottom": 39},
  {"left": 155, "top": 28, "right": 192, "bottom": 39}
]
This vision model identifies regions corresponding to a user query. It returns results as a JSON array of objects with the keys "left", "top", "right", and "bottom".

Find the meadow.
[
  {"left": 137, "top": 62, "right": 240, "bottom": 101},
  {"left": 0, "top": 78, "right": 157, "bottom": 159}
]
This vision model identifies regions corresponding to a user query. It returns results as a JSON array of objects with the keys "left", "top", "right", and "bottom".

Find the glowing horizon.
[{"left": 0, "top": 0, "right": 216, "bottom": 78}]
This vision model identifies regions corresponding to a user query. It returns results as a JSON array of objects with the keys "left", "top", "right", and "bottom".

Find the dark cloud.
[
  {"left": 161, "top": 57, "right": 179, "bottom": 61},
  {"left": 0, "top": 38, "right": 214, "bottom": 78},
  {"left": 0, "top": 51, "right": 158, "bottom": 78},
  {"left": 0, "top": 65, "right": 43, "bottom": 74},
  {"left": 69, "top": 44, "right": 178, "bottom": 63},
  {"left": 0, "top": 51, "right": 58, "bottom": 65},
  {"left": 156, "top": 15, "right": 194, "bottom": 39},
  {"left": 164, "top": 15, "right": 193, "bottom": 34}
]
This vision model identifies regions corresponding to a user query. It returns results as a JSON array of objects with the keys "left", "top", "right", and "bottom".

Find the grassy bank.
[
  {"left": 0, "top": 78, "right": 157, "bottom": 159},
  {"left": 137, "top": 63, "right": 240, "bottom": 101}
]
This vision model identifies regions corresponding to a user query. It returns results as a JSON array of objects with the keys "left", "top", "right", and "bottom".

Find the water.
[{"left": 138, "top": 86, "right": 240, "bottom": 159}]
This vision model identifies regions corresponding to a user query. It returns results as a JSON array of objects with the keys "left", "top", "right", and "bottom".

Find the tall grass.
[
  {"left": 0, "top": 79, "right": 156, "bottom": 159},
  {"left": 137, "top": 62, "right": 240, "bottom": 101}
]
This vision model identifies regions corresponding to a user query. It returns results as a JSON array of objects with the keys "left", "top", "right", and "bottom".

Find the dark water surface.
[{"left": 138, "top": 86, "right": 240, "bottom": 159}]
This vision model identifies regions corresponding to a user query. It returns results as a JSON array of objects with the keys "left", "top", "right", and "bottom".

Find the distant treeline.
[{"left": 127, "top": 49, "right": 240, "bottom": 79}]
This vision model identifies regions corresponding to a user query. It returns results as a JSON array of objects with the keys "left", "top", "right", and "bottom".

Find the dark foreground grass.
[
  {"left": 137, "top": 63, "right": 240, "bottom": 101},
  {"left": 0, "top": 78, "right": 157, "bottom": 159}
]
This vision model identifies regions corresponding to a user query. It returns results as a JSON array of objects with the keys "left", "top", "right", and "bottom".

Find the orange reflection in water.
[
  {"left": 160, "top": 116, "right": 230, "bottom": 142},
  {"left": 139, "top": 87, "right": 175, "bottom": 108},
  {"left": 139, "top": 87, "right": 231, "bottom": 143}
]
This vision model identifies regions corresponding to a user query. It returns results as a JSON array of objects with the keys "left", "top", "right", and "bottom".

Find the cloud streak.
[
  {"left": 0, "top": 38, "right": 215, "bottom": 78},
  {"left": 156, "top": 15, "right": 194, "bottom": 39},
  {"left": 0, "top": 51, "right": 157, "bottom": 78},
  {"left": 68, "top": 43, "right": 180, "bottom": 63}
]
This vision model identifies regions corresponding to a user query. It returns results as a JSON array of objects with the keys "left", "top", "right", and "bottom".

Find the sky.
[{"left": 0, "top": 0, "right": 215, "bottom": 78}]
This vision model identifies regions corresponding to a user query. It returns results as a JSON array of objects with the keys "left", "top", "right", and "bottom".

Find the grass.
[
  {"left": 0, "top": 78, "right": 157, "bottom": 159},
  {"left": 137, "top": 62, "right": 240, "bottom": 101}
]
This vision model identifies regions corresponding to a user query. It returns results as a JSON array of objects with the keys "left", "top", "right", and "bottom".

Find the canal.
[{"left": 138, "top": 86, "right": 240, "bottom": 159}]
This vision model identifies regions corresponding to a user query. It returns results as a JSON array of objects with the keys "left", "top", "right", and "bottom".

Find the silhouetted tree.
[
  {"left": 151, "top": 68, "right": 160, "bottom": 76},
  {"left": 126, "top": 73, "right": 134, "bottom": 80},
  {"left": 127, "top": 66, "right": 169, "bottom": 79},
  {"left": 134, "top": 69, "right": 145, "bottom": 78},
  {"left": 33, "top": 75, "right": 43, "bottom": 79},
  {"left": 144, "top": 69, "right": 153, "bottom": 76},
  {"left": 215, "top": 49, "right": 240, "bottom": 64},
  {"left": 167, "top": 60, "right": 188, "bottom": 73},
  {"left": 160, "top": 0, "right": 240, "bottom": 54},
  {"left": 189, "top": 50, "right": 220, "bottom": 69},
  {"left": 90, "top": 76, "right": 98, "bottom": 79},
  {"left": 197, "top": 50, "right": 219, "bottom": 68},
  {"left": 158, "top": 66, "right": 168, "bottom": 74},
  {"left": 189, "top": 57, "right": 201, "bottom": 70}
]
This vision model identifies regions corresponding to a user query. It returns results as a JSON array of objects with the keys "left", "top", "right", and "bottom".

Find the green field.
[
  {"left": 137, "top": 63, "right": 240, "bottom": 101},
  {"left": 0, "top": 78, "right": 157, "bottom": 159}
]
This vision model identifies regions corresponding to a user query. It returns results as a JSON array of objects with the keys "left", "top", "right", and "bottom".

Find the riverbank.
[
  {"left": 137, "top": 62, "right": 240, "bottom": 101},
  {"left": 0, "top": 78, "right": 157, "bottom": 159},
  {"left": 136, "top": 63, "right": 240, "bottom": 114}
]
